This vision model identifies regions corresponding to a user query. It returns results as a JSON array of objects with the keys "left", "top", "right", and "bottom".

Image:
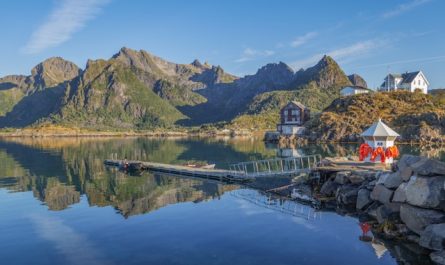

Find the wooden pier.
[
  {"left": 104, "top": 155, "right": 323, "bottom": 182},
  {"left": 104, "top": 159, "right": 251, "bottom": 182}
]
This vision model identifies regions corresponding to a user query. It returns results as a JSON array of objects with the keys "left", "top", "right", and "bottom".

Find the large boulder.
[
  {"left": 376, "top": 173, "right": 390, "bottom": 185},
  {"left": 410, "top": 157, "right": 445, "bottom": 177},
  {"left": 375, "top": 203, "right": 401, "bottom": 224},
  {"left": 405, "top": 175, "right": 445, "bottom": 209},
  {"left": 392, "top": 182, "right": 408, "bottom": 203},
  {"left": 335, "top": 171, "right": 351, "bottom": 185},
  {"left": 356, "top": 189, "right": 371, "bottom": 210},
  {"left": 382, "top": 172, "right": 404, "bottom": 189},
  {"left": 431, "top": 250, "right": 445, "bottom": 265},
  {"left": 397, "top": 155, "right": 424, "bottom": 171},
  {"left": 320, "top": 179, "right": 339, "bottom": 197},
  {"left": 371, "top": 184, "right": 393, "bottom": 204},
  {"left": 399, "top": 166, "right": 413, "bottom": 182},
  {"left": 347, "top": 174, "right": 366, "bottom": 185},
  {"left": 336, "top": 185, "right": 358, "bottom": 206},
  {"left": 400, "top": 204, "right": 445, "bottom": 234},
  {"left": 419, "top": 224, "right": 445, "bottom": 251}
]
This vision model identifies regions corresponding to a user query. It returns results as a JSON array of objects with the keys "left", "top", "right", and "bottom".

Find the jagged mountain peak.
[
  {"left": 191, "top": 59, "right": 203, "bottom": 68},
  {"left": 30, "top": 57, "right": 80, "bottom": 88},
  {"left": 256, "top": 61, "right": 294, "bottom": 76},
  {"left": 348, "top": 74, "right": 368, "bottom": 88},
  {"left": 293, "top": 55, "right": 351, "bottom": 89}
]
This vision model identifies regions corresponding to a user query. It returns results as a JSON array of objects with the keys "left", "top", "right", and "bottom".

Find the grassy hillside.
[
  {"left": 309, "top": 91, "right": 445, "bottom": 142},
  {"left": 57, "top": 64, "right": 186, "bottom": 129},
  {"left": 0, "top": 88, "right": 24, "bottom": 116}
]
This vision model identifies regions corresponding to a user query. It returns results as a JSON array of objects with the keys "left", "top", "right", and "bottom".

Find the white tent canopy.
[{"left": 361, "top": 119, "right": 400, "bottom": 137}]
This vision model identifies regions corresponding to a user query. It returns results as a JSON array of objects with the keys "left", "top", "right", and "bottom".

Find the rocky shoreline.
[
  {"left": 299, "top": 155, "right": 445, "bottom": 264},
  {"left": 264, "top": 131, "right": 445, "bottom": 146}
]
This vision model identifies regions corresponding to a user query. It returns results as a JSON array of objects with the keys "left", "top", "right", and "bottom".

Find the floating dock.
[
  {"left": 104, "top": 159, "right": 252, "bottom": 182},
  {"left": 104, "top": 155, "right": 324, "bottom": 183}
]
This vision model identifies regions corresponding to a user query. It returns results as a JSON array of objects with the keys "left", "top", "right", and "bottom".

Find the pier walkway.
[{"left": 104, "top": 154, "right": 322, "bottom": 182}]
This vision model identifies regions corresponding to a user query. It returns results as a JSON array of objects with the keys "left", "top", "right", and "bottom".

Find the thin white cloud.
[
  {"left": 235, "top": 48, "right": 275, "bottom": 63},
  {"left": 290, "top": 40, "right": 385, "bottom": 69},
  {"left": 353, "top": 55, "right": 445, "bottom": 69},
  {"left": 23, "top": 0, "right": 110, "bottom": 54},
  {"left": 290, "top": 32, "right": 318, "bottom": 48},
  {"left": 29, "top": 214, "right": 112, "bottom": 265},
  {"left": 382, "top": 0, "right": 431, "bottom": 18}
]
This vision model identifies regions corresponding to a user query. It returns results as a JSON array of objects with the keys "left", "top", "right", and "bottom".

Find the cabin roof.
[
  {"left": 290, "top": 101, "right": 307, "bottom": 110},
  {"left": 361, "top": 119, "right": 400, "bottom": 137}
]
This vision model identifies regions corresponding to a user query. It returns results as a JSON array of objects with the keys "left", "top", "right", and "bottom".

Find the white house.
[
  {"left": 379, "top": 71, "right": 429, "bottom": 94},
  {"left": 340, "top": 86, "right": 371, "bottom": 97}
]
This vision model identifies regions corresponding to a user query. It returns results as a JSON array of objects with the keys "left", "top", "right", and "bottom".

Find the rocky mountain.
[
  {"left": 348, "top": 74, "right": 368, "bottom": 88},
  {"left": 0, "top": 57, "right": 81, "bottom": 126},
  {"left": 308, "top": 91, "right": 445, "bottom": 142},
  {"left": 0, "top": 48, "right": 354, "bottom": 130},
  {"left": 227, "top": 56, "right": 352, "bottom": 130}
]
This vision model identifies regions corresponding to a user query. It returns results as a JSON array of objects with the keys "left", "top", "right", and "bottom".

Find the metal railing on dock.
[
  {"left": 231, "top": 189, "right": 321, "bottom": 220},
  {"left": 229, "top": 155, "right": 322, "bottom": 178}
]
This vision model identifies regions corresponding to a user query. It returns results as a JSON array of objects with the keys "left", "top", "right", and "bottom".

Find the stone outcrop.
[
  {"left": 316, "top": 155, "right": 445, "bottom": 264},
  {"left": 420, "top": 224, "right": 445, "bottom": 251},
  {"left": 371, "top": 184, "right": 393, "bottom": 204},
  {"left": 405, "top": 175, "right": 445, "bottom": 209},
  {"left": 400, "top": 204, "right": 445, "bottom": 234}
]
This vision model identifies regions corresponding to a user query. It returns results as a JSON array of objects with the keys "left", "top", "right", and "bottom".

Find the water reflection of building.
[
  {"left": 371, "top": 242, "right": 388, "bottom": 259},
  {"left": 277, "top": 148, "right": 304, "bottom": 158},
  {"left": 231, "top": 189, "right": 321, "bottom": 221}
]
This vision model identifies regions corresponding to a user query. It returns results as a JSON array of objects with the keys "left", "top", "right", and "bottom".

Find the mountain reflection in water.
[{"left": 0, "top": 137, "right": 441, "bottom": 265}]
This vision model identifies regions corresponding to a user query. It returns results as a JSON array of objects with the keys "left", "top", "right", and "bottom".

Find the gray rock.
[
  {"left": 431, "top": 250, "right": 445, "bottom": 265},
  {"left": 366, "top": 180, "right": 377, "bottom": 190},
  {"left": 336, "top": 185, "right": 358, "bottom": 205},
  {"left": 399, "top": 166, "right": 413, "bottom": 181},
  {"left": 392, "top": 182, "right": 408, "bottom": 203},
  {"left": 348, "top": 174, "right": 366, "bottom": 184},
  {"left": 410, "top": 158, "right": 445, "bottom": 176},
  {"left": 420, "top": 224, "right": 445, "bottom": 251},
  {"left": 376, "top": 203, "right": 401, "bottom": 224},
  {"left": 383, "top": 172, "right": 404, "bottom": 189},
  {"left": 398, "top": 155, "right": 424, "bottom": 170},
  {"left": 376, "top": 172, "right": 390, "bottom": 185},
  {"left": 335, "top": 171, "right": 351, "bottom": 185},
  {"left": 356, "top": 189, "right": 371, "bottom": 210},
  {"left": 400, "top": 204, "right": 445, "bottom": 234},
  {"left": 320, "top": 179, "right": 338, "bottom": 197},
  {"left": 405, "top": 175, "right": 445, "bottom": 209},
  {"left": 371, "top": 184, "right": 393, "bottom": 204}
]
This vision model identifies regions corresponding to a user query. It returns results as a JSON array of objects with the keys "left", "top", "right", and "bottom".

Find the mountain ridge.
[{"left": 0, "top": 47, "right": 356, "bottom": 130}]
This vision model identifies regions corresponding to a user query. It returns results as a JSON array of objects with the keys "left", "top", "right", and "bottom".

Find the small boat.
[{"left": 183, "top": 163, "right": 216, "bottom": 169}]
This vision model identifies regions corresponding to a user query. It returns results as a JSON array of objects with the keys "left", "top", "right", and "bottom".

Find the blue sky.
[{"left": 1, "top": 0, "right": 444, "bottom": 89}]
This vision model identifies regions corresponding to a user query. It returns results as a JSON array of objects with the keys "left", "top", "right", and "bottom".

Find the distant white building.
[
  {"left": 379, "top": 71, "right": 429, "bottom": 94},
  {"left": 340, "top": 86, "right": 371, "bottom": 97}
]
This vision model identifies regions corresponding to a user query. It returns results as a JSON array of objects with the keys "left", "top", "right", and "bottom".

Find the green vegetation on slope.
[
  {"left": 0, "top": 88, "right": 24, "bottom": 116},
  {"left": 57, "top": 65, "right": 186, "bottom": 129},
  {"left": 309, "top": 91, "right": 445, "bottom": 142}
]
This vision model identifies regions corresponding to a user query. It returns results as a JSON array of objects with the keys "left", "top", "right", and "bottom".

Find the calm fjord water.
[{"left": 0, "top": 137, "right": 443, "bottom": 265}]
